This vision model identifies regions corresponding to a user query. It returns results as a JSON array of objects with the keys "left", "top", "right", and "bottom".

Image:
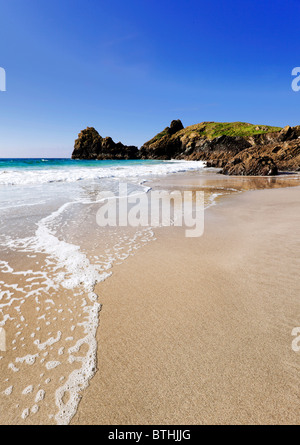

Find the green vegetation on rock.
[
  {"left": 174, "top": 121, "right": 282, "bottom": 140},
  {"left": 145, "top": 121, "right": 282, "bottom": 147}
]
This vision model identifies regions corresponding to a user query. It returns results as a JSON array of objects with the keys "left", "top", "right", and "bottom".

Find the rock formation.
[
  {"left": 221, "top": 154, "right": 278, "bottom": 176},
  {"left": 139, "top": 121, "right": 300, "bottom": 175},
  {"left": 139, "top": 120, "right": 184, "bottom": 160},
  {"left": 72, "top": 122, "right": 300, "bottom": 176},
  {"left": 72, "top": 127, "right": 139, "bottom": 160}
]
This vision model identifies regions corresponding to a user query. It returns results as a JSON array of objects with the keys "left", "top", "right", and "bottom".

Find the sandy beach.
[
  {"left": 1, "top": 170, "right": 300, "bottom": 425},
  {"left": 71, "top": 182, "right": 300, "bottom": 425}
]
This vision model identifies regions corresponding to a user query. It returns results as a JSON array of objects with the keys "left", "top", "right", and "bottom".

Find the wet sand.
[
  {"left": 72, "top": 181, "right": 300, "bottom": 425},
  {"left": 0, "top": 208, "right": 154, "bottom": 425}
]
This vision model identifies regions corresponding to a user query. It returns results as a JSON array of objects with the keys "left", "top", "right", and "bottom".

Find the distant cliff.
[
  {"left": 72, "top": 121, "right": 300, "bottom": 175},
  {"left": 72, "top": 127, "right": 139, "bottom": 160}
]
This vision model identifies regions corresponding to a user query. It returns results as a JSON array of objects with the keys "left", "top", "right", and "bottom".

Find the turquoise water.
[
  {"left": 0, "top": 158, "right": 165, "bottom": 169},
  {"left": 0, "top": 158, "right": 205, "bottom": 186}
]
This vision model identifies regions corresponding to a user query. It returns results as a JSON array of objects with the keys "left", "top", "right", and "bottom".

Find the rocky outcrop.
[
  {"left": 139, "top": 121, "right": 300, "bottom": 175},
  {"left": 168, "top": 119, "right": 184, "bottom": 135},
  {"left": 241, "top": 139, "right": 300, "bottom": 172},
  {"left": 248, "top": 125, "right": 300, "bottom": 146},
  {"left": 72, "top": 127, "right": 102, "bottom": 159},
  {"left": 139, "top": 134, "right": 182, "bottom": 160},
  {"left": 219, "top": 134, "right": 300, "bottom": 175},
  {"left": 184, "top": 135, "right": 252, "bottom": 167},
  {"left": 72, "top": 122, "right": 300, "bottom": 176},
  {"left": 139, "top": 121, "right": 280, "bottom": 165},
  {"left": 221, "top": 154, "right": 278, "bottom": 176},
  {"left": 139, "top": 120, "right": 184, "bottom": 160},
  {"left": 72, "top": 127, "right": 139, "bottom": 160}
]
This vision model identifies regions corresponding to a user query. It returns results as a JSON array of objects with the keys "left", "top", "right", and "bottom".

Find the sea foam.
[{"left": 0, "top": 160, "right": 206, "bottom": 186}]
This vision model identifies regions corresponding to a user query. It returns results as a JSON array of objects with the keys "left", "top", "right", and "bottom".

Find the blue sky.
[{"left": 0, "top": 0, "right": 300, "bottom": 157}]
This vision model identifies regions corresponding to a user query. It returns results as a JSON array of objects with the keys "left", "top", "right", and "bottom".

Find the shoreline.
[{"left": 71, "top": 181, "right": 300, "bottom": 425}]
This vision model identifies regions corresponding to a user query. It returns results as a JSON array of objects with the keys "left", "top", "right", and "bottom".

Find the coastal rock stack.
[{"left": 72, "top": 127, "right": 139, "bottom": 160}]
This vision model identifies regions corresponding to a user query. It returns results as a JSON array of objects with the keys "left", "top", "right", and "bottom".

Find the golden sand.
[{"left": 72, "top": 183, "right": 300, "bottom": 425}]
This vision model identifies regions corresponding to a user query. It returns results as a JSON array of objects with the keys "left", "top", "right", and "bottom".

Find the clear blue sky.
[{"left": 0, "top": 0, "right": 300, "bottom": 157}]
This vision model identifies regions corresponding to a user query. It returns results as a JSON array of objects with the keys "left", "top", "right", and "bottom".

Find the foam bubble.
[
  {"left": 34, "top": 331, "right": 62, "bottom": 350},
  {"left": 16, "top": 354, "right": 39, "bottom": 365},
  {"left": 31, "top": 405, "right": 39, "bottom": 414},
  {"left": 22, "top": 385, "right": 34, "bottom": 395},
  {"left": 3, "top": 386, "right": 13, "bottom": 395},
  {"left": 35, "top": 389, "right": 45, "bottom": 403},
  {"left": 45, "top": 361, "right": 61, "bottom": 370},
  {"left": 8, "top": 363, "right": 19, "bottom": 372}
]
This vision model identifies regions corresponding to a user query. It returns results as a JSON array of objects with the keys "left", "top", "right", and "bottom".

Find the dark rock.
[
  {"left": 221, "top": 154, "right": 278, "bottom": 176},
  {"left": 139, "top": 120, "right": 184, "bottom": 160},
  {"left": 141, "top": 121, "right": 300, "bottom": 174},
  {"left": 168, "top": 119, "right": 184, "bottom": 135},
  {"left": 227, "top": 139, "right": 300, "bottom": 173},
  {"left": 186, "top": 136, "right": 252, "bottom": 169},
  {"left": 72, "top": 127, "right": 139, "bottom": 160},
  {"left": 72, "top": 127, "right": 102, "bottom": 160}
]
